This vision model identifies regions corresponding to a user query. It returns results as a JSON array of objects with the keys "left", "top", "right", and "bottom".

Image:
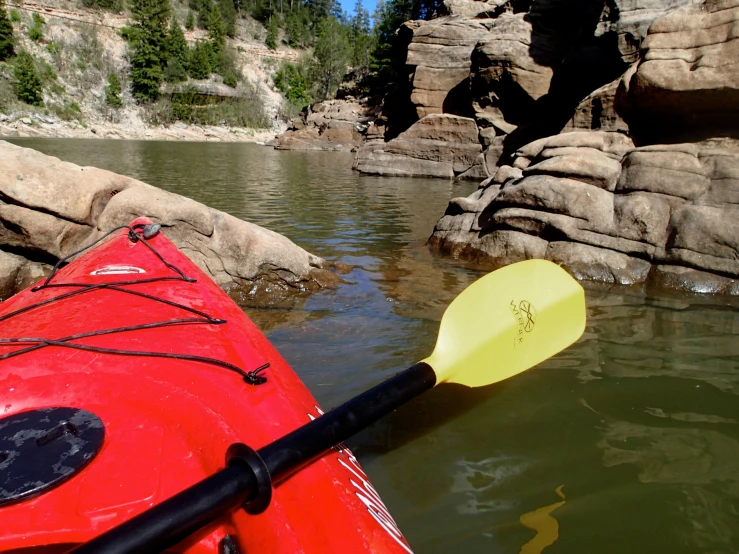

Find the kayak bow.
[{"left": 0, "top": 219, "right": 413, "bottom": 554}]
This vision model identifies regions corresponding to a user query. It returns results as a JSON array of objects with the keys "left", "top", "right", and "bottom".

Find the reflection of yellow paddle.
[{"left": 519, "top": 486, "right": 566, "bottom": 554}]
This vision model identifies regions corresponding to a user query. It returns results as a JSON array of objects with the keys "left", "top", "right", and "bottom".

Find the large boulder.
[
  {"left": 429, "top": 131, "right": 739, "bottom": 295},
  {"left": 274, "top": 99, "right": 374, "bottom": 151},
  {"left": 0, "top": 141, "right": 339, "bottom": 302},
  {"left": 353, "top": 114, "right": 483, "bottom": 178}
]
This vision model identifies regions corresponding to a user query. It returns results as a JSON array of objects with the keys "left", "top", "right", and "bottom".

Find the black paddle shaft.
[{"left": 69, "top": 362, "right": 437, "bottom": 554}]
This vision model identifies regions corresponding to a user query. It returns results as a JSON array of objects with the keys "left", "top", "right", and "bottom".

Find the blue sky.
[{"left": 338, "top": 0, "right": 379, "bottom": 19}]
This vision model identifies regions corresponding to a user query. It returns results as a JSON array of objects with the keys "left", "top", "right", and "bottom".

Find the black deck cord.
[{"left": 0, "top": 223, "right": 268, "bottom": 386}]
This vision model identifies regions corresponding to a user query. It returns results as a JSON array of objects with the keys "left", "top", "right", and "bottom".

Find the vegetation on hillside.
[
  {"left": 0, "top": 0, "right": 441, "bottom": 129},
  {"left": 267, "top": 0, "right": 440, "bottom": 115}
]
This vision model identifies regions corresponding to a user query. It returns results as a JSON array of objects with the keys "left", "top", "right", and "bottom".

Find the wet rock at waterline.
[
  {"left": 0, "top": 141, "right": 340, "bottom": 302},
  {"left": 429, "top": 131, "right": 739, "bottom": 295}
]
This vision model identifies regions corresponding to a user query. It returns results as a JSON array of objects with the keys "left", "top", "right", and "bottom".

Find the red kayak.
[{"left": 0, "top": 219, "right": 412, "bottom": 553}]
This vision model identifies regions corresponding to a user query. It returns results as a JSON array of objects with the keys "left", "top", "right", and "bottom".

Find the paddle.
[{"left": 69, "top": 259, "right": 586, "bottom": 554}]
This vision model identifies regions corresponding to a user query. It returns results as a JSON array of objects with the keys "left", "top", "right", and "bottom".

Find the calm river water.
[{"left": 9, "top": 138, "right": 739, "bottom": 554}]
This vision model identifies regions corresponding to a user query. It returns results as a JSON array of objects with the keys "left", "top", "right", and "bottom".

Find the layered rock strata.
[
  {"left": 0, "top": 141, "right": 339, "bottom": 301},
  {"left": 354, "top": 114, "right": 484, "bottom": 179},
  {"left": 429, "top": 0, "right": 739, "bottom": 295},
  {"left": 430, "top": 131, "right": 739, "bottom": 294}
]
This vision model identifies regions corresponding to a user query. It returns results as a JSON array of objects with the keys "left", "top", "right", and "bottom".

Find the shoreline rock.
[
  {"left": 274, "top": 99, "right": 375, "bottom": 152},
  {"left": 0, "top": 116, "right": 277, "bottom": 143},
  {"left": 0, "top": 141, "right": 340, "bottom": 303}
]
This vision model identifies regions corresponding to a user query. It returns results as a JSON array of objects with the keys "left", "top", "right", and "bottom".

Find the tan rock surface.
[
  {"left": 354, "top": 114, "right": 483, "bottom": 178},
  {"left": 0, "top": 141, "right": 339, "bottom": 301},
  {"left": 430, "top": 130, "right": 739, "bottom": 295}
]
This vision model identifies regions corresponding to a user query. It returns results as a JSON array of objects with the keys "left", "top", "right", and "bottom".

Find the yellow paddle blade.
[{"left": 422, "top": 259, "right": 585, "bottom": 388}]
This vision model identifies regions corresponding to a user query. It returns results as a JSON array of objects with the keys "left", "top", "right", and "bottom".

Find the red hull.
[{"left": 0, "top": 220, "right": 412, "bottom": 554}]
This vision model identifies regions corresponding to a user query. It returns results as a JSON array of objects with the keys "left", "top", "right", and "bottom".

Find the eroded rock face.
[
  {"left": 274, "top": 99, "right": 374, "bottom": 151},
  {"left": 0, "top": 141, "right": 339, "bottom": 302},
  {"left": 617, "top": 0, "right": 739, "bottom": 141},
  {"left": 429, "top": 131, "right": 739, "bottom": 294},
  {"left": 404, "top": 17, "right": 491, "bottom": 119},
  {"left": 354, "top": 114, "right": 483, "bottom": 178}
]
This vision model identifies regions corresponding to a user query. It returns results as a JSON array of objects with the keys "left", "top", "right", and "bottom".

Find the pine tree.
[
  {"left": 265, "top": 16, "right": 278, "bottom": 50},
  {"left": 188, "top": 40, "right": 211, "bottom": 79},
  {"left": 208, "top": 3, "right": 225, "bottom": 70},
  {"left": 13, "top": 51, "right": 43, "bottom": 106},
  {"left": 197, "top": 0, "right": 212, "bottom": 29},
  {"left": 169, "top": 17, "right": 189, "bottom": 68},
  {"left": 0, "top": 0, "right": 15, "bottom": 61},
  {"left": 185, "top": 10, "right": 195, "bottom": 30},
  {"left": 312, "top": 16, "right": 349, "bottom": 99},
  {"left": 217, "top": 0, "right": 236, "bottom": 38},
  {"left": 105, "top": 71, "right": 123, "bottom": 107},
  {"left": 129, "top": 0, "right": 170, "bottom": 100}
]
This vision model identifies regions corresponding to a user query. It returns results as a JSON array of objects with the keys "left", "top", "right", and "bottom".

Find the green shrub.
[
  {"left": 51, "top": 101, "right": 83, "bottom": 121},
  {"left": 37, "top": 59, "right": 57, "bottom": 82},
  {"left": 222, "top": 70, "right": 236, "bottom": 88},
  {"left": 13, "top": 51, "right": 43, "bottom": 106},
  {"left": 0, "top": 0, "right": 15, "bottom": 61},
  {"left": 274, "top": 59, "right": 311, "bottom": 108},
  {"left": 9, "top": 8, "right": 19, "bottom": 22},
  {"left": 50, "top": 82, "right": 65, "bottom": 95},
  {"left": 185, "top": 10, "right": 194, "bottom": 30},
  {"left": 28, "top": 12, "right": 44, "bottom": 42},
  {"left": 46, "top": 41, "right": 61, "bottom": 55},
  {"left": 105, "top": 71, "right": 122, "bottom": 107}
]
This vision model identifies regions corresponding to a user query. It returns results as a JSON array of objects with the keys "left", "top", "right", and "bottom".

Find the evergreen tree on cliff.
[
  {"left": 13, "top": 51, "right": 43, "bottom": 106},
  {"left": 130, "top": 0, "right": 170, "bottom": 100},
  {"left": 169, "top": 17, "right": 189, "bottom": 68},
  {"left": 312, "top": 16, "right": 350, "bottom": 100},
  {"left": 0, "top": 0, "right": 15, "bottom": 61},
  {"left": 369, "top": 0, "right": 441, "bottom": 97},
  {"left": 207, "top": 3, "right": 226, "bottom": 70}
]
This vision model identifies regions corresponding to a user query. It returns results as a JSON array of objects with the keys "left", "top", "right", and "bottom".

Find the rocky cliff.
[
  {"left": 428, "top": 0, "right": 739, "bottom": 295},
  {"left": 0, "top": 141, "right": 339, "bottom": 302}
]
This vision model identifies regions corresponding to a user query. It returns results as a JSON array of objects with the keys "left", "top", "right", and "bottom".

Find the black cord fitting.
[{"left": 225, "top": 443, "right": 272, "bottom": 515}]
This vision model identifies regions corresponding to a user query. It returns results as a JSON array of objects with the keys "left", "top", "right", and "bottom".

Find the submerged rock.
[{"left": 0, "top": 141, "right": 340, "bottom": 302}]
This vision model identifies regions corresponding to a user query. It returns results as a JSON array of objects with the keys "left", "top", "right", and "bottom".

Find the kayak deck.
[{"left": 0, "top": 220, "right": 411, "bottom": 553}]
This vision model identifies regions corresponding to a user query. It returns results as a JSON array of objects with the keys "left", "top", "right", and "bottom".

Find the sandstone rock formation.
[
  {"left": 616, "top": 0, "right": 739, "bottom": 142},
  {"left": 274, "top": 99, "right": 374, "bottom": 151},
  {"left": 0, "top": 141, "right": 339, "bottom": 302},
  {"left": 352, "top": 0, "right": 699, "bottom": 180},
  {"left": 354, "top": 114, "right": 484, "bottom": 178},
  {"left": 430, "top": 131, "right": 739, "bottom": 294}
]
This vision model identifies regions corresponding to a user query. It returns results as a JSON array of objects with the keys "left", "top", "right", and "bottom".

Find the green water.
[{"left": 9, "top": 138, "right": 739, "bottom": 554}]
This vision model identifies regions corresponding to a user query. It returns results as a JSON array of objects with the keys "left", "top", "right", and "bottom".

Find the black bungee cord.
[{"left": 0, "top": 223, "right": 268, "bottom": 385}]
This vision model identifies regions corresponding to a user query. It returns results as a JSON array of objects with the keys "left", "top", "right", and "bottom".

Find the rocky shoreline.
[
  {"left": 0, "top": 140, "right": 339, "bottom": 303},
  {"left": 0, "top": 115, "right": 277, "bottom": 143}
]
